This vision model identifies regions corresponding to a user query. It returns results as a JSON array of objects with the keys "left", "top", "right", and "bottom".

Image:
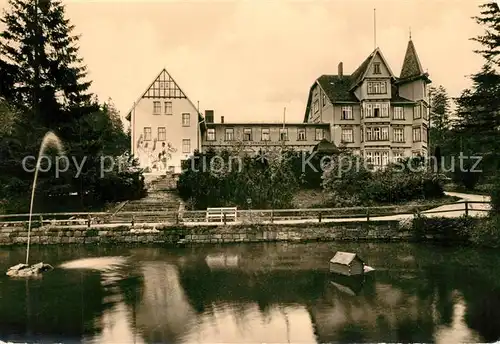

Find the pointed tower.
[
  {"left": 400, "top": 39, "right": 426, "bottom": 81},
  {"left": 396, "top": 37, "right": 431, "bottom": 158},
  {"left": 396, "top": 38, "right": 431, "bottom": 102}
]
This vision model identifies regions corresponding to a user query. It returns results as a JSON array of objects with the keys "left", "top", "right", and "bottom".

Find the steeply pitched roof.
[
  {"left": 349, "top": 48, "right": 396, "bottom": 90},
  {"left": 399, "top": 39, "right": 430, "bottom": 84},
  {"left": 350, "top": 54, "right": 374, "bottom": 89},
  {"left": 318, "top": 75, "right": 359, "bottom": 103},
  {"left": 303, "top": 74, "right": 357, "bottom": 121},
  {"left": 125, "top": 68, "right": 204, "bottom": 123}
]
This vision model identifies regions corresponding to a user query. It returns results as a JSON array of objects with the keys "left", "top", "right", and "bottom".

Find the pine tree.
[
  {"left": 0, "top": 0, "right": 94, "bottom": 127},
  {"left": 455, "top": 2, "right": 500, "bottom": 173},
  {"left": 0, "top": 0, "right": 143, "bottom": 211},
  {"left": 430, "top": 85, "right": 451, "bottom": 132},
  {"left": 472, "top": 2, "right": 500, "bottom": 67}
]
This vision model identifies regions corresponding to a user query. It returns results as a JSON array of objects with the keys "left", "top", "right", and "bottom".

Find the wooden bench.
[{"left": 206, "top": 207, "right": 237, "bottom": 223}]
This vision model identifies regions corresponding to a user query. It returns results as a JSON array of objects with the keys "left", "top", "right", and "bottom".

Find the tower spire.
[
  {"left": 409, "top": 27, "right": 412, "bottom": 40},
  {"left": 373, "top": 8, "right": 377, "bottom": 49}
]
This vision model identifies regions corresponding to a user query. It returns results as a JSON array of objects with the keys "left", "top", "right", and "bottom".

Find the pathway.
[{"left": 52, "top": 191, "right": 490, "bottom": 229}]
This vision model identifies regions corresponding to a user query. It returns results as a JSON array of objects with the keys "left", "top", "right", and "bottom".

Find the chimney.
[
  {"left": 221, "top": 116, "right": 224, "bottom": 124},
  {"left": 338, "top": 62, "right": 343, "bottom": 77},
  {"left": 205, "top": 110, "right": 214, "bottom": 123}
]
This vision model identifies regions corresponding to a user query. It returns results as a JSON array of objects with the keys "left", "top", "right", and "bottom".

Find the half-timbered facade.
[{"left": 126, "top": 69, "right": 203, "bottom": 174}]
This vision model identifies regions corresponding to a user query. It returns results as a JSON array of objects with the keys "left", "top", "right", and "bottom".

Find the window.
[
  {"left": 157, "top": 127, "right": 166, "bottom": 141},
  {"left": 423, "top": 126, "right": 428, "bottom": 142},
  {"left": 341, "top": 128, "right": 354, "bottom": 143},
  {"left": 373, "top": 62, "right": 381, "bottom": 74},
  {"left": 393, "top": 151, "right": 405, "bottom": 162},
  {"left": 423, "top": 106, "right": 429, "bottom": 120},
  {"left": 322, "top": 94, "right": 327, "bottom": 107},
  {"left": 393, "top": 128, "right": 404, "bottom": 143},
  {"left": 164, "top": 101, "right": 172, "bottom": 115},
  {"left": 373, "top": 152, "right": 381, "bottom": 166},
  {"left": 393, "top": 107, "right": 404, "bottom": 120},
  {"left": 225, "top": 128, "right": 234, "bottom": 141},
  {"left": 381, "top": 103, "right": 389, "bottom": 117},
  {"left": 341, "top": 106, "right": 353, "bottom": 120},
  {"left": 366, "top": 151, "right": 373, "bottom": 164},
  {"left": 366, "top": 151, "right": 388, "bottom": 166},
  {"left": 361, "top": 125, "right": 364, "bottom": 142},
  {"left": 144, "top": 127, "right": 152, "bottom": 141},
  {"left": 153, "top": 101, "right": 161, "bottom": 114},
  {"left": 207, "top": 128, "right": 216, "bottom": 141},
  {"left": 315, "top": 128, "right": 324, "bottom": 141},
  {"left": 313, "top": 100, "right": 319, "bottom": 113},
  {"left": 374, "top": 104, "right": 380, "bottom": 118},
  {"left": 364, "top": 103, "right": 373, "bottom": 118},
  {"left": 414, "top": 105, "right": 421, "bottom": 119},
  {"left": 182, "top": 113, "right": 190, "bottom": 126},
  {"left": 297, "top": 128, "right": 306, "bottom": 141},
  {"left": 382, "top": 151, "right": 390, "bottom": 166},
  {"left": 413, "top": 127, "right": 421, "bottom": 142},
  {"left": 367, "top": 81, "right": 387, "bottom": 94},
  {"left": 381, "top": 127, "right": 389, "bottom": 140},
  {"left": 279, "top": 128, "right": 288, "bottom": 141},
  {"left": 261, "top": 128, "right": 270, "bottom": 141},
  {"left": 366, "top": 126, "right": 389, "bottom": 141},
  {"left": 243, "top": 128, "right": 252, "bottom": 141},
  {"left": 182, "top": 139, "right": 190, "bottom": 153}
]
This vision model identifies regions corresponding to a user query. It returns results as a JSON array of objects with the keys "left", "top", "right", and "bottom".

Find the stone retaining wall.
[{"left": 0, "top": 220, "right": 412, "bottom": 246}]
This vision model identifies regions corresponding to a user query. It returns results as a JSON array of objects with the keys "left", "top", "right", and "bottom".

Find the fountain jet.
[{"left": 7, "top": 131, "right": 63, "bottom": 277}]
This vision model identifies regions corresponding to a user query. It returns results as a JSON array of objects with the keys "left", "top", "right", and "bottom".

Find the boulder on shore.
[{"left": 6, "top": 262, "right": 53, "bottom": 277}]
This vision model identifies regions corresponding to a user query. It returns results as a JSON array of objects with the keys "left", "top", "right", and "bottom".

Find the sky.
[{"left": 0, "top": 0, "right": 489, "bottom": 123}]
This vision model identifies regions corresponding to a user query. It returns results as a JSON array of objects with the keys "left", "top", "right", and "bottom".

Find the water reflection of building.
[
  {"left": 69, "top": 243, "right": 494, "bottom": 344},
  {"left": 136, "top": 262, "right": 196, "bottom": 343}
]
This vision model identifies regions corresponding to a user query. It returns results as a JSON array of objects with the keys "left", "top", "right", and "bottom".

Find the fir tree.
[
  {"left": 472, "top": 2, "right": 500, "bottom": 67},
  {"left": 454, "top": 2, "right": 500, "bottom": 173},
  {"left": 0, "top": 0, "right": 94, "bottom": 127}
]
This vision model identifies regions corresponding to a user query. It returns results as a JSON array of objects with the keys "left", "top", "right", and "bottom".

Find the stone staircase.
[{"left": 110, "top": 174, "right": 181, "bottom": 224}]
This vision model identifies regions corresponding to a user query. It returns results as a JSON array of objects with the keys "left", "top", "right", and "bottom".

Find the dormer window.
[{"left": 373, "top": 63, "right": 381, "bottom": 74}]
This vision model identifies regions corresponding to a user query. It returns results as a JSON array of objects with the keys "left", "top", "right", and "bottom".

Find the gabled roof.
[
  {"left": 398, "top": 39, "right": 431, "bottom": 84},
  {"left": 330, "top": 251, "right": 364, "bottom": 265},
  {"left": 124, "top": 68, "right": 204, "bottom": 123},
  {"left": 303, "top": 75, "right": 357, "bottom": 121},
  {"left": 349, "top": 48, "right": 396, "bottom": 90}
]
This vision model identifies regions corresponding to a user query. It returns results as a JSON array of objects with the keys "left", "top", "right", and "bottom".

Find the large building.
[
  {"left": 304, "top": 39, "right": 431, "bottom": 166},
  {"left": 126, "top": 38, "right": 430, "bottom": 173},
  {"left": 126, "top": 69, "right": 203, "bottom": 174}
]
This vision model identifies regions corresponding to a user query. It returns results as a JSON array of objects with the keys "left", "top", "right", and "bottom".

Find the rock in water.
[{"left": 6, "top": 262, "right": 53, "bottom": 277}]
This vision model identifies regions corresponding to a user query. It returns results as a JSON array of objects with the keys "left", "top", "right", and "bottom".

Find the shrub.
[
  {"left": 322, "top": 154, "right": 445, "bottom": 206},
  {"left": 489, "top": 176, "right": 500, "bottom": 215},
  {"left": 470, "top": 215, "right": 500, "bottom": 248},
  {"left": 452, "top": 160, "right": 482, "bottom": 191},
  {"left": 411, "top": 214, "right": 476, "bottom": 243},
  {"left": 177, "top": 149, "right": 299, "bottom": 209}
]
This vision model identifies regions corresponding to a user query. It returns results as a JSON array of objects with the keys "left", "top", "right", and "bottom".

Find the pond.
[{"left": 0, "top": 242, "right": 500, "bottom": 343}]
